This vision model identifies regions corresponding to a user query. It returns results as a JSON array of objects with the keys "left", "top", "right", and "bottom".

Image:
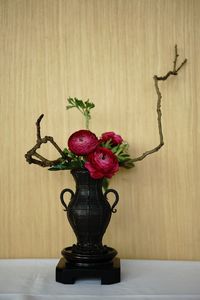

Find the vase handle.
[
  {"left": 104, "top": 189, "right": 119, "bottom": 213},
  {"left": 60, "top": 188, "right": 74, "bottom": 211}
]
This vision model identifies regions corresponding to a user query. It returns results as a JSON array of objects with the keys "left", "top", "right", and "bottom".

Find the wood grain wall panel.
[{"left": 0, "top": 0, "right": 200, "bottom": 259}]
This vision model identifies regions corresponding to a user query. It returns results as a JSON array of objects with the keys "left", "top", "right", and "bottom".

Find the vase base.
[
  {"left": 61, "top": 245, "right": 117, "bottom": 266},
  {"left": 56, "top": 257, "right": 120, "bottom": 284}
]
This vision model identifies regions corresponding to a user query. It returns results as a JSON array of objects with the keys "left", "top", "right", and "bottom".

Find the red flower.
[
  {"left": 68, "top": 130, "right": 99, "bottom": 156},
  {"left": 85, "top": 147, "right": 119, "bottom": 179},
  {"left": 100, "top": 131, "right": 123, "bottom": 145}
]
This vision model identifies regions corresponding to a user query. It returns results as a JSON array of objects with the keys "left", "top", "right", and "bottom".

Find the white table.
[{"left": 0, "top": 259, "right": 200, "bottom": 300}]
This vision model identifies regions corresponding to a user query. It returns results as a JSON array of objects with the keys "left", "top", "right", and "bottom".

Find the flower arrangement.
[
  {"left": 48, "top": 97, "right": 135, "bottom": 189},
  {"left": 25, "top": 45, "right": 187, "bottom": 190}
]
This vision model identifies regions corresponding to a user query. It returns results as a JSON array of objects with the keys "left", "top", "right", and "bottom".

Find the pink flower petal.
[{"left": 84, "top": 162, "right": 104, "bottom": 179}]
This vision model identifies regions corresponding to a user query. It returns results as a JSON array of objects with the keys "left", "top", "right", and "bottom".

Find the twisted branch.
[
  {"left": 132, "top": 45, "right": 187, "bottom": 163},
  {"left": 25, "top": 114, "right": 66, "bottom": 167}
]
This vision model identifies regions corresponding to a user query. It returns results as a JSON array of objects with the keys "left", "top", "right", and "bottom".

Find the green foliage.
[
  {"left": 48, "top": 148, "right": 85, "bottom": 171},
  {"left": 101, "top": 140, "right": 135, "bottom": 169},
  {"left": 66, "top": 97, "right": 95, "bottom": 129},
  {"left": 48, "top": 160, "right": 82, "bottom": 171},
  {"left": 119, "top": 158, "right": 135, "bottom": 169}
]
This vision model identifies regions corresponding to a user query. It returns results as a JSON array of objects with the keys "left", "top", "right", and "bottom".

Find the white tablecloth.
[{"left": 0, "top": 259, "right": 200, "bottom": 300}]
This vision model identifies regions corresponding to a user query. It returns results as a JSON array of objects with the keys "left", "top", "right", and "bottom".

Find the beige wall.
[{"left": 0, "top": 0, "right": 200, "bottom": 259}]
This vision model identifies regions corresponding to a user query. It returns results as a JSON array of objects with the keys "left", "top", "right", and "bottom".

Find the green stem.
[
  {"left": 77, "top": 107, "right": 89, "bottom": 129},
  {"left": 86, "top": 116, "right": 89, "bottom": 129},
  {"left": 84, "top": 109, "right": 90, "bottom": 129}
]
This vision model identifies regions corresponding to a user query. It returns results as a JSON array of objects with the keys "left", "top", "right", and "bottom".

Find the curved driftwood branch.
[
  {"left": 132, "top": 45, "right": 187, "bottom": 163},
  {"left": 25, "top": 114, "right": 66, "bottom": 167}
]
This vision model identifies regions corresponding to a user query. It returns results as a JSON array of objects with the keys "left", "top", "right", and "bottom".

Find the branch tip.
[
  {"left": 25, "top": 114, "right": 65, "bottom": 167},
  {"left": 132, "top": 45, "right": 187, "bottom": 163}
]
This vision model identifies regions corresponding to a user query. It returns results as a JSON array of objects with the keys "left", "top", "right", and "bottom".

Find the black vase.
[{"left": 60, "top": 168, "right": 119, "bottom": 266}]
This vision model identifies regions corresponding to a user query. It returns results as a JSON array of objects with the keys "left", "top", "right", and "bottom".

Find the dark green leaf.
[
  {"left": 119, "top": 153, "right": 130, "bottom": 157},
  {"left": 101, "top": 139, "right": 112, "bottom": 149},
  {"left": 63, "top": 148, "right": 69, "bottom": 154},
  {"left": 117, "top": 154, "right": 131, "bottom": 162},
  {"left": 86, "top": 102, "right": 95, "bottom": 109},
  {"left": 66, "top": 105, "right": 75, "bottom": 110},
  {"left": 75, "top": 98, "right": 85, "bottom": 109},
  {"left": 119, "top": 159, "right": 135, "bottom": 169},
  {"left": 67, "top": 98, "right": 75, "bottom": 105},
  {"left": 48, "top": 163, "right": 68, "bottom": 171},
  {"left": 102, "top": 178, "right": 109, "bottom": 191},
  {"left": 111, "top": 145, "right": 120, "bottom": 153},
  {"left": 48, "top": 160, "right": 83, "bottom": 171}
]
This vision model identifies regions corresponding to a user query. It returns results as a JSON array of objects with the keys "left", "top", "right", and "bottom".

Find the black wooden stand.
[{"left": 56, "top": 257, "right": 120, "bottom": 284}]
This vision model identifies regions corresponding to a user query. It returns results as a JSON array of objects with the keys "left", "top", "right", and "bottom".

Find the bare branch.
[
  {"left": 36, "top": 114, "right": 44, "bottom": 141},
  {"left": 132, "top": 45, "right": 187, "bottom": 163},
  {"left": 173, "top": 44, "right": 179, "bottom": 71},
  {"left": 25, "top": 114, "right": 66, "bottom": 167}
]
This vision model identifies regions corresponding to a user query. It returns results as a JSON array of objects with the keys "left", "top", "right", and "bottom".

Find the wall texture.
[{"left": 0, "top": 0, "right": 199, "bottom": 259}]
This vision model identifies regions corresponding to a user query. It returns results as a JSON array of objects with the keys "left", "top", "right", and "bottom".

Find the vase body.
[{"left": 60, "top": 168, "right": 119, "bottom": 265}]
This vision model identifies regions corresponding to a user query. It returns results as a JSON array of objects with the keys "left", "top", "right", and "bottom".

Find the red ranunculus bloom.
[
  {"left": 100, "top": 131, "right": 123, "bottom": 145},
  {"left": 68, "top": 130, "right": 99, "bottom": 156},
  {"left": 85, "top": 147, "right": 119, "bottom": 179}
]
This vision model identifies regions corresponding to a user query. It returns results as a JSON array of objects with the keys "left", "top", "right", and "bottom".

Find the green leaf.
[
  {"left": 118, "top": 157, "right": 129, "bottom": 163},
  {"left": 48, "top": 163, "right": 68, "bottom": 171},
  {"left": 63, "top": 148, "right": 69, "bottom": 154},
  {"left": 111, "top": 144, "right": 120, "bottom": 153},
  {"left": 119, "top": 159, "right": 135, "bottom": 169},
  {"left": 66, "top": 105, "right": 75, "bottom": 110},
  {"left": 102, "top": 178, "right": 109, "bottom": 191},
  {"left": 117, "top": 153, "right": 131, "bottom": 162},
  {"left": 66, "top": 97, "right": 95, "bottom": 129},
  {"left": 75, "top": 98, "right": 85, "bottom": 109},
  {"left": 48, "top": 160, "right": 83, "bottom": 171},
  {"left": 85, "top": 100, "right": 95, "bottom": 109},
  {"left": 101, "top": 139, "right": 112, "bottom": 149},
  {"left": 67, "top": 98, "right": 75, "bottom": 105},
  {"left": 119, "top": 153, "right": 130, "bottom": 157}
]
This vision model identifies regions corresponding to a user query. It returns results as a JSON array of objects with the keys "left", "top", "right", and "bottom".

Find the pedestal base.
[{"left": 56, "top": 257, "right": 121, "bottom": 285}]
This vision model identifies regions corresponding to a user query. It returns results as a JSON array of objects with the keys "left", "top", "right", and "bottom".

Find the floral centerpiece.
[
  {"left": 25, "top": 46, "right": 187, "bottom": 284},
  {"left": 47, "top": 97, "right": 135, "bottom": 190},
  {"left": 25, "top": 46, "right": 187, "bottom": 187}
]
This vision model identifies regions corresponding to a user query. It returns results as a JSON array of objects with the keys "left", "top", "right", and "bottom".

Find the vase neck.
[{"left": 71, "top": 169, "right": 103, "bottom": 190}]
